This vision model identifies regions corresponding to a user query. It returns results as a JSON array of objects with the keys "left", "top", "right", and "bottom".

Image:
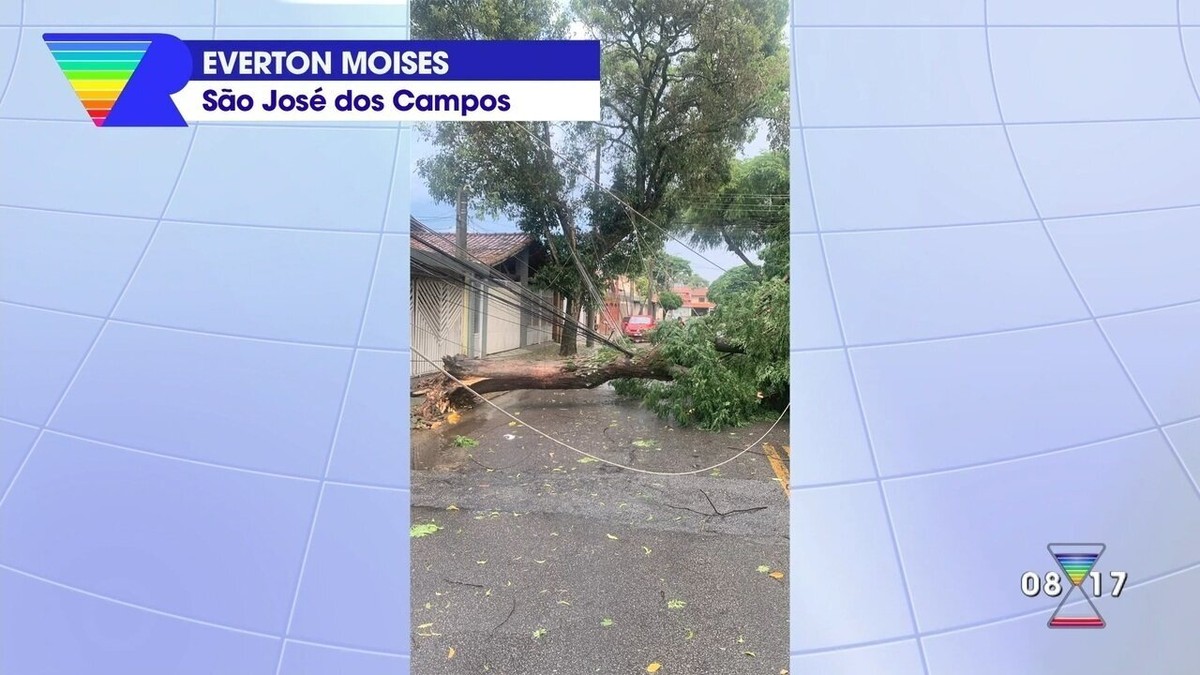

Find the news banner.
[{"left": 43, "top": 33, "right": 601, "bottom": 126}]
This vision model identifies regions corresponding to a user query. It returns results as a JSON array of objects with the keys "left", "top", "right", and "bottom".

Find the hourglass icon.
[{"left": 1047, "top": 543, "right": 1106, "bottom": 628}]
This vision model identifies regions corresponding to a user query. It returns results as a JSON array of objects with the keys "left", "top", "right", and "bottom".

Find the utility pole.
[
  {"left": 457, "top": 184, "right": 471, "bottom": 357},
  {"left": 646, "top": 252, "right": 656, "bottom": 321},
  {"left": 586, "top": 138, "right": 600, "bottom": 347}
]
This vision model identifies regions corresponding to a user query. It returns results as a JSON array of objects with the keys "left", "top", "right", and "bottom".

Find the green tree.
[
  {"left": 613, "top": 226, "right": 789, "bottom": 429},
  {"left": 412, "top": 0, "right": 568, "bottom": 40},
  {"left": 658, "top": 290, "right": 683, "bottom": 312},
  {"left": 708, "top": 265, "right": 759, "bottom": 305},
  {"left": 683, "top": 150, "right": 788, "bottom": 275},
  {"left": 633, "top": 252, "right": 696, "bottom": 300}
]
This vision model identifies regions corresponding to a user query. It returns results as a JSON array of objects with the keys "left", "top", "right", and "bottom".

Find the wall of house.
[
  {"left": 485, "top": 285, "right": 523, "bottom": 355},
  {"left": 526, "top": 288, "right": 555, "bottom": 347}
]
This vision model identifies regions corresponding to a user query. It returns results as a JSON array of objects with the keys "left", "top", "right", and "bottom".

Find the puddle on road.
[
  {"left": 409, "top": 437, "right": 442, "bottom": 471},
  {"left": 411, "top": 391, "right": 519, "bottom": 470}
]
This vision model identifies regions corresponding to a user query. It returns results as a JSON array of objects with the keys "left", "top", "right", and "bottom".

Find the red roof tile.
[{"left": 410, "top": 218, "right": 534, "bottom": 266}]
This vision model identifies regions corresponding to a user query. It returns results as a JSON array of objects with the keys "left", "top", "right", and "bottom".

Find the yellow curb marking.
[{"left": 762, "top": 442, "right": 790, "bottom": 499}]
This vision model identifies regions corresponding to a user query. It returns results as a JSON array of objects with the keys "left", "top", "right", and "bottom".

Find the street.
[{"left": 410, "top": 387, "right": 790, "bottom": 674}]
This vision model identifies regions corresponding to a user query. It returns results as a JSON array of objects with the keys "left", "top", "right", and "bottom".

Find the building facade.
[{"left": 409, "top": 219, "right": 555, "bottom": 376}]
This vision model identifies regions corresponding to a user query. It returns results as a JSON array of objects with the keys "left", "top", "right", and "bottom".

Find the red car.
[{"left": 622, "top": 315, "right": 656, "bottom": 341}]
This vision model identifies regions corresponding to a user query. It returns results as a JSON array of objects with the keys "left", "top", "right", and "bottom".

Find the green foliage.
[
  {"left": 630, "top": 252, "right": 697, "bottom": 302},
  {"left": 658, "top": 290, "right": 683, "bottom": 312},
  {"left": 410, "top": 522, "right": 442, "bottom": 538},
  {"left": 658, "top": 255, "right": 695, "bottom": 286},
  {"left": 575, "top": 0, "right": 789, "bottom": 207},
  {"left": 412, "top": 0, "right": 568, "bottom": 40},
  {"left": 614, "top": 319, "right": 766, "bottom": 430},
  {"left": 416, "top": 121, "right": 594, "bottom": 239},
  {"left": 684, "top": 150, "right": 789, "bottom": 268},
  {"left": 453, "top": 435, "right": 479, "bottom": 448},
  {"left": 529, "top": 240, "right": 603, "bottom": 301},
  {"left": 712, "top": 276, "right": 790, "bottom": 399},
  {"left": 708, "top": 265, "right": 760, "bottom": 305},
  {"left": 614, "top": 197, "right": 790, "bottom": 431}
]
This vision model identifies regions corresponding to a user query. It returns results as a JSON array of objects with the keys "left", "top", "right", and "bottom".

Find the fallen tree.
[
  {"left": 412, "top": 252, "right": 789, "bottom": 430},
  {"left": 413, "top": 347, "right": 687, "bottom": 421}
]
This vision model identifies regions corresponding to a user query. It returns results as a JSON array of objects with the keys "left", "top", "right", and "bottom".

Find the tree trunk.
[
  {"left": 413, "top": 349, "right": 685, "bottom": 421},
  {"left": 720, "top": 227, "right": 761, "bottom": 276},
  {"left": 559, "top": 294, "right": 580, "bottom": 357}
]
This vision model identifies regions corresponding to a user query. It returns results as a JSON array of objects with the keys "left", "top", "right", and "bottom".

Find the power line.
[
  {"left": 510, "top": 121, "right": 733, "bottom": 277},
  {"left": 410, "top": 224, "right": 634, "bottom": 354},
  {"left": 411, "top": 344, "right": 790, "bottom": 477}
]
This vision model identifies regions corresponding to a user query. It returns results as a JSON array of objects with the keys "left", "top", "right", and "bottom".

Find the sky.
[{"left": 408, "top": 124, "right": 770, "bottom": 286}]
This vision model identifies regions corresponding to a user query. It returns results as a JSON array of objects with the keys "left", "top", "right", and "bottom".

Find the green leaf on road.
[
  {"left": 532, "top": 627, "right": 548, "bottom": 639},
  {"left": 410, "top": 523, "right": 441, "bottom": 538},
  {"left": 666, "top": 599, "right": 686, "bottom": 610},
  {"left": 632, "top": 439, "right": 658, "bottom": 448},
  {"left": 601, "top": 618, "right": 614, "bottom": 627},
  {"left": 756, "top": 565, "right": 770, "bottom": 573}
]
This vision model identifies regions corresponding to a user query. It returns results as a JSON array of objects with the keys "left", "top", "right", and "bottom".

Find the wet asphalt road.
[{"left": 410, "top": 387, "right": 790, "bottom": 675}]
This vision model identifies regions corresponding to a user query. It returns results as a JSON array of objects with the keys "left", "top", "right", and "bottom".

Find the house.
[
  {"left": 596, "top": 277, "right": 717, "bottom": 332},
  {"left": 410, "top": 217, "right": 555, "bottom": 376},
  {"left": 666, "top": 285, "right": 716, "bottom": 320},
  {"left": 597, "top": 275, "right": 646, "bottom": 336}
]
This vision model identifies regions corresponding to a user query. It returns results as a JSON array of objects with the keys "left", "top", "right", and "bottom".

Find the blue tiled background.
[
  {"left": 0, "top": 2, "right": 411, "bottom": 673},
  {"left": 791, "top": 2, "right": 1200, "bottom": 673},
  {"left": 6, "top": 0, "right": 1200, "bottom": 673}
]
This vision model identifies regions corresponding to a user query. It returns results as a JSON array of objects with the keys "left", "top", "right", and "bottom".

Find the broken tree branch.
[
  {"left": 490, "top": 597, "right": 517, "bottom": 637},
  {"left": 664, "top": 489, "right": 768, "bottom": 521}
]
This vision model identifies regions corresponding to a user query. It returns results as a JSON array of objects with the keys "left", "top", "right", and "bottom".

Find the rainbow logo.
[
  {"left": 1053, "top": 553, "right": 1098, "bottom": 587},
  {"left": 1047, "top": 543, "right": 1107, "bottom": 629},
  {"left": 44, "top": 37, "right": 151, "bottom": 126}
]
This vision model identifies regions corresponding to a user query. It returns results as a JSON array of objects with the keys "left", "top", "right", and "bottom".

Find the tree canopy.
[
  {"left": 708, "top": 265, "right": 759, "bottom": 305},
  {"left": 657, "top": 290, "right": 683, "bottom": 313},
  {"left": 684, "top": 150, "right": 788, "bottom": 274},
  {"left": 633, "top": 252, "right": 698, "bottom": 298},
  {"left": 412, "top": 0, "right": 569, "bottom": 40}
]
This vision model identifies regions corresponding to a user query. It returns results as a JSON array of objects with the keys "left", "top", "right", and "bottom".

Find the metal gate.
[{"left": 410, "top": 275, "right": 465, "bottom": 376}]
